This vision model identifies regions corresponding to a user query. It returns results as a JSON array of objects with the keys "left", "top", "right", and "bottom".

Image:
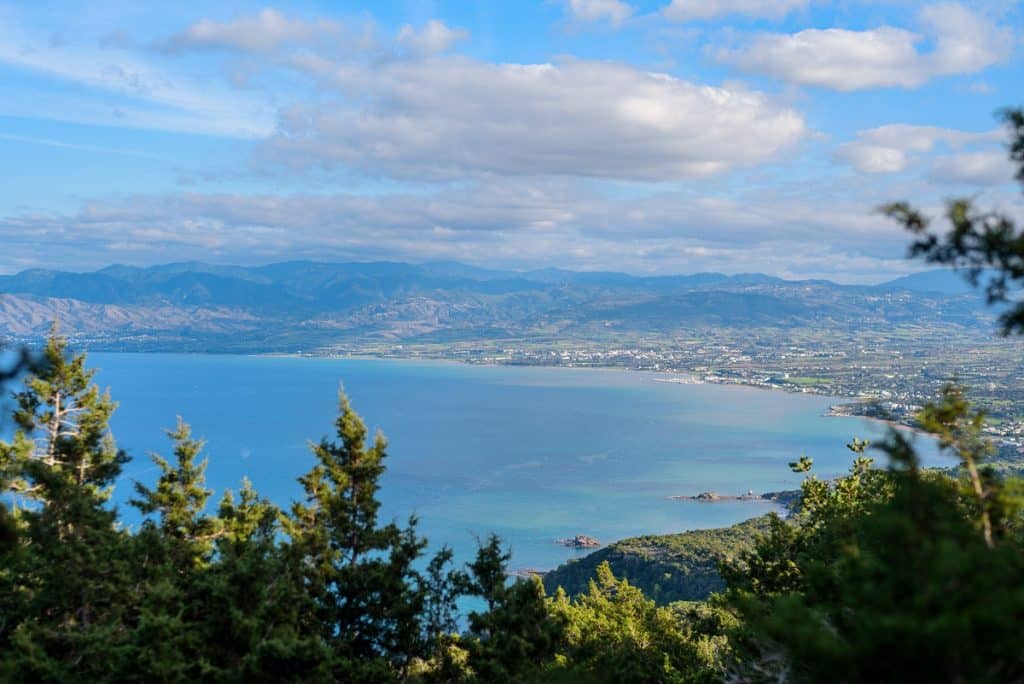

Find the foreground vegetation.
[{"left": 2, "top": 332, "right": 1022, "bottom": 683}]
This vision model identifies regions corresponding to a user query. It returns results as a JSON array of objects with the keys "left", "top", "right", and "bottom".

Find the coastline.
[
  {"left": 90, "top": 347, "right": 914, "bottom": 434},
  {"left": 147, "top": 347, "right": 966, "bottom": 441},
  {"left": 259, "top": 349, "right": 900, "bottom": 428},
  {"left": 825, "top": 405, "right": 926, "bottom": 436}
]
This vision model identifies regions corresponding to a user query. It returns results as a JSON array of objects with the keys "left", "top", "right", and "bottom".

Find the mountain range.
[{"left": 0, "top": 261, "right": 993, "bottom": 351}]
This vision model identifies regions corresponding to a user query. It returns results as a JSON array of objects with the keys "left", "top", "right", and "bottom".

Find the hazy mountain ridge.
[
  {"left": 0, "top": 261, "right": 991, "bottom": 349},
  {"left": 0, "top": 294, "right": 260, "bottom": 337}
]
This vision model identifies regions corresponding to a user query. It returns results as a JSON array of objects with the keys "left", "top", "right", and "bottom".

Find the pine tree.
[
  {"left": 8, "top": 328, "right": 126, "bottom": 503},
  {"left": 132, "top": 417, "right": 222, "bottom": 567},
  {"left": 284, "top": 391, "right": 428, "bottom": 681},
  {"left": 420, "top": 546, "right": 468, "bottom": 649},
  {"left": 462, "top": 535, "right": 563, "bottom": 683},
  {"left": 126, "top": 418, "right": 223, "bottom": 681},
  {"left": 0, "top": 327, "right": 132, "bottom": 678},
  {"left": 194, "top": 480, "right": 330, "bottom": 681},
  {"left": 548, "top": 561, "right": 719, "bottom": 684}
]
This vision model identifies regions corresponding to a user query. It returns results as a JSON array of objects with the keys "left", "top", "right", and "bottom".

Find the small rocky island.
[
  {"left": 557, "top": 534, "right": 602, "bottom": 548},
  {"left": 677, "top": 490, "right": 762, "bottom": 502},
  {"left": 672, "top": 489, "right": 802, "bottom": 510}
]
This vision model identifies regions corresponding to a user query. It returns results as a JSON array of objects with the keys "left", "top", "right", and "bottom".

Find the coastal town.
[
  {"left": 339, "top": 328, "right": 1024, "bottom": 456},
  {"left": 28, "top": 318, "right": 1023, "bottom": 457}
]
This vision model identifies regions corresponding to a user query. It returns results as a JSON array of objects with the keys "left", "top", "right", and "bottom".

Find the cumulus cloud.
[
  {"left": 160, "top": 9, "right": 341, "bottom": 53},
  {"left": 566, "top": 0, "right": 635, "bottom": 27},
  {"left": 928, "top": 150, "right": 1016, "bottom": 186},
  {"left": 664, "top": 0, "right": 808, "bottom": 22},
  {"left": 263, "top": 56, "right": 805, "bottom": 181},
  {"left": 837, "top": 124, "right": 1003, "bottom": 175},
  {"left": 2, "top": 9, "right": 805, "bottom": 177},
  {"left": 717, "top": 3, "right": 1012, "bottom": 90},
  {"left": 396, "top": 20, "right": 468, "bottom": 54},
  {"left": 838, "top": 144, "right": 909, "bottom": 175}
]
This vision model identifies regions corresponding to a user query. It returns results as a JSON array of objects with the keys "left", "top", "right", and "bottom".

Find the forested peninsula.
[{"left": 543, "top": 516, "right": 773, "bottom": 605}]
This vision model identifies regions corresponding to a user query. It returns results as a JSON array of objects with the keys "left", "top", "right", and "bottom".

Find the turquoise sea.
[{"left": 71, "top": 354, "right": 941, "bottom": 572}]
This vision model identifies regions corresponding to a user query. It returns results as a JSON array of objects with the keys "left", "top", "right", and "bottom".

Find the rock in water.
[{"left": 558, "top": 534, "right": 601, "bottom": 548}]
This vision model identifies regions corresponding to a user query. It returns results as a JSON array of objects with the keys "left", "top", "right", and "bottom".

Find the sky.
[{"left": 0, "top": 0, "right": 1021, "bottom": 282}]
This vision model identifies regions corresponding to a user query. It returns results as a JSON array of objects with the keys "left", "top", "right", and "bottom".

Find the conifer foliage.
[
  {"left": 285, "top": 391, "right": 429, "bottom": 680},
  {"left": 0, "top": 329, "right": 130, "bottom": 679}
]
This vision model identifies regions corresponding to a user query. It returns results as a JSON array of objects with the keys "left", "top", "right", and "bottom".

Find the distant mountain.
[
  {"left": 0, "top": 261, "right": 993, "bottom": 351},
  {"left": 876, "top": 269, "right": 977, "bottom": 295}
]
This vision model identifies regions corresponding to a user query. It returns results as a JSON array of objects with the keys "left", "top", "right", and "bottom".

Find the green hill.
[{"left": 542, "top": 515, "right": 773, "bottom": 605}]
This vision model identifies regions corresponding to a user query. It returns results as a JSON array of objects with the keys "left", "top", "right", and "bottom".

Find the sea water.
[{"left": 23, "top": 353, "right": 946, "bottom": 572}]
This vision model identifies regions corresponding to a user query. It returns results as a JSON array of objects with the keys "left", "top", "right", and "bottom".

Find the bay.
[{"left": 76, "top": 353, "right": 941, "bottom": 572}]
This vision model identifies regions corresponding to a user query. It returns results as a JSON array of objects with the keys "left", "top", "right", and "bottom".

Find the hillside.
[
  {"left": 0, "top": 261, "right": 992, "bottom": 351},
  {"left": 542, "top": 515, "right": 773, "bottom": 605}
]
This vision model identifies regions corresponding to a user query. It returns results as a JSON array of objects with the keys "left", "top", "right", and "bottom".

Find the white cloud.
[
  {"left": 839, "top": 144, "right": 910, "bottom": 174},
  {"left": 720, "top": 26, "right": 924, "bottom": 90},
  {"left": 264, "top": 56, "right": 805, "bottom": 181},
  {"left": 4, "top": 173, "right": 993, "bottom": 282},
  {"left": 396, "top": 20, "right": 468, "bottom": 55},
  {"left": 664, "top": 0, "right": 808, "bottom": 22},
  {"left": 837, "top": 124, "right": 1003, "bottom": 174},
  {"left": 928, "top": 150, "right": 1016, "bottom": 186},
  {"left": 567, "top": 0, "right": 635, "bottom": 27},
  {"left": 717, "top": 3, "right": 1012, "bottom": 90},
  {"left": 919, "top": 3, "right": 1010, "bottom": 77},
  {"left": 160, "top": 9, "right": 341, "bottom": 53}
]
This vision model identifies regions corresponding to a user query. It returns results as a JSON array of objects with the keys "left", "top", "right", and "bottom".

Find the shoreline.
[
  {"left": 86, "top": 346, "right": 920, "bottom": 433},
  {"left": 264, "top": 349, "right": 904, "bottom": 427},
  {"left": 825, "top": 406, "right": 927, "bottom": 436},
  {"left": 96, "top": 346, "right": 901, "bottom": 428}
]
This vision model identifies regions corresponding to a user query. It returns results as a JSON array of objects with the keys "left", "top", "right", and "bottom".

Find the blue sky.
[{"left": 0, "top": 0, "right": 1021, "bottom": 281}]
